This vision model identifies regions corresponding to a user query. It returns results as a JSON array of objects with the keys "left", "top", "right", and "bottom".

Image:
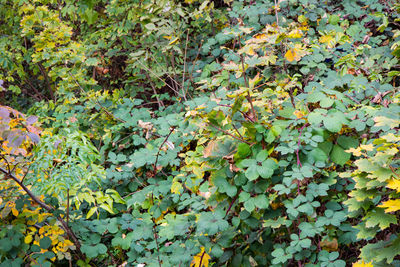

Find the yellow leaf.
[
  {"left": 293, "top": 110, "right": 305, "bottom": 119},
  {"left": 360, "top": 144, "right": 374, "bottom": 151},
  {"left": 379, "top": 199, "right": 400, "bottom": 213},
  {"left": 319, "top": 34, "right": 335, "bottom": 45},
  {"left": 11, "top": 207, "right": 19, "bottom": 217},
  {"left": 191, "top": 247, "right": 211, "bottom": 267},
  {"left": 248, "top": 73, "right": 261, "bottom": 89},
  {"left": 24, "top": 235, "right": 33, "bottom": 244},
  {"left": 353, "top": 260, "right": 373, "bottom": 267},
  {"left": 39, "top": 227, "right": 45, "bottom": 235},
  {"left": 346, "top": 147, "right": 363, "bottom": 157},
  {"left": 285, "top": 49, "right": 296, "bottom": 62},
  {"left": 298, "top": 15, "right": 308, "bottom": 24},
  {"left": 238, "top": 45, "right": 256, "bottom": 56},
  {"left": 168, "top": 37, "right": 180, "bottom": 45},
  {"left": 86, "top": 206, "right": 97, "bottom": 219},
  {"left": 287, "top": 29, "right": 303, "bottom": 38},
  {"left": 285, "top": 44, "right": 307, "bottom": 62},
  {"left": 387, "top": 179, "right": 400, "bottom": 192},
  {"left": 171, "top": 181, "right": 183, "bottom": 195}
]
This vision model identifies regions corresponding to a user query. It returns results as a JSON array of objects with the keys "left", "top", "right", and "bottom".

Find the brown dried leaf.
[
  {"left": 320, "top": 238, "right": 338, "bottom": 251},
  {"left": 203, "top": 140, "right": 218, "bottom": 158}
]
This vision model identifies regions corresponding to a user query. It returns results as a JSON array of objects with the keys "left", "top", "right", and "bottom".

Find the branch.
[
  {"left": 0, "top": 167, "right": 84, "bottom": 260},
  {"left": 0, "top": 167, "right": 53, "bottom": 211}
]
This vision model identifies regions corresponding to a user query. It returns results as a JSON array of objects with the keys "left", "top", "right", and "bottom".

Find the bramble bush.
[{"left": 0, "top": 0, "right": 400, "bottom": 266}]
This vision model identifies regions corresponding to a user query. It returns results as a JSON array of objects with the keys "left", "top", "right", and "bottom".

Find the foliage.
[{"left": 0, "top": 0, "right": 400, "bottom": 266}]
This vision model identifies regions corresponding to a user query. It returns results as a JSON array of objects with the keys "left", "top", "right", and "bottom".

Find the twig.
[
  {"left": 182, "top": 30, "right": 190, "bottom": 101},
  {"left": 169, "top": 51, "right": 182, "bottom": 99},
  {"left": 208, "top": 123, "right": 252, "bottom": 145},
  {"left": 137, "top": 60, "right": 182, "bottom": 97},
  {"left": 232, "top": 123, "right": 245, "bottom": 140},
  {"left": 238, "top": 36, "right": 257, "bottom": 121},
  {"left": 37, "top": 62, "right": 55, "bottom": 101},
  {"left": 389, "top": 165, "right": 400, "bottom": 179},
  {"left": 344, "top": 93, "right": 361, "bottom": 104},
  {"left": 189, "top": 40, "right": 203, "bottom": 84},
  {"left": 150, "top": 54, "right": 182, "bottom": 89},
  {"left": 198, "top": 250, "right": 206, "bottom": 267},
  {"left": 153, "top": 126, "right": 176, "bottom": 173},
  {"left": 66, "top": 67, "right": 126, "bottom": 123},
  {"left": 274, "top": 0, "right": 279, "bottom": 26},
  {"left": 225, "top": 189, "right": 241, "bottom": 217},
  {"left": 151, "top": 193, "right": 162, "bottom": 267},
  {"left": 0, "top": 167, "right": 53, "bottom": 210},
  {"left": 145, "top": 72, "right": 164, "bottom": 109}
]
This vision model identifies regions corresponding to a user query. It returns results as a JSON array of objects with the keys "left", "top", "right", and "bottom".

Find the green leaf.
[
  {"left": 364, "top": 208, "right": 397, "bottom": 230},
  {"left": 308, "top": 111, "right": 324, "bottom": 125},
  {"left": 254, "top": 194, "right": 269, "bottom": 209},
  {"left": 329, "top": 14, "right": 340, "bottom": 25},
  {"left": 226, "top": 184, "right": 237, "bottom": 197},
  {"left": 256, "top": 150, "right": 268, "bottom": 162},
  {"left": 236, "top": 143, "right": 251, "bottom": 158},
  {"left": 244, "top": 198, "right": 255, "bottom": 212},
  {"left": 257, "top": 159, "right": 278, "bottom": 179},
  {"left": 300, "top": 166, "right": 313, "bottom": 178},
  {"left": 107, "top": 218, "right": 119, "bottom": 234},
  {"left": 263, "top": 217, "right": 291, "bottom": 228},
  {"left": 212, "top": 244, "right": 224, "bottom": 257},
  {"left": 85, "top": 57, "right": 99, "bottom": 66},
  {"left": 239, "top": 191, "right": 251, "bottom": 202},
  {"left": 323, "top": 114, "right": 343, "bottom": 133},
  {"left": 320, "top": 97, "right": 334, "bottom": 108},
  {"left": 307, "top": 92, "right": 325, "bottom": 103},
  {"left": 39, "top": 236, "right": 52, "bottom": 250},
  {"left": 309, "top": 148, "right": 328, "bottom": 162},
  {"left": 245, "top": 165, "right": 259, "bottom": 181},
  {"left": 319, "top": 141, "right": 333, "bottom": 155},
  {"left": 337, "top": 136, "right": 359, "bottom": 149},
  {"left": 331, "top": 145, "right": 350, "bottom": 166}
]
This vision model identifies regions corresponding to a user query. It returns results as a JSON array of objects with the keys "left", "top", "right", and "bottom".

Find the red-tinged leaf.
[
  {"left": 28, "top": 132, "right": 40, "bottom": 144},
  {"left": 26, "top": 116, "right": 38, "bottom": 125},
  {"left": 0, "top": 107, "right": 9, "bottom": 119}
]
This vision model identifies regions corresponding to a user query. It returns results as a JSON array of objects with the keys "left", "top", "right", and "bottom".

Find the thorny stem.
[
  {"left": 296, "top": 123, "right": 309, "bottom": 194},
  {"left": 296, "top": 123, "right": 308, "bottom": 168}
]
